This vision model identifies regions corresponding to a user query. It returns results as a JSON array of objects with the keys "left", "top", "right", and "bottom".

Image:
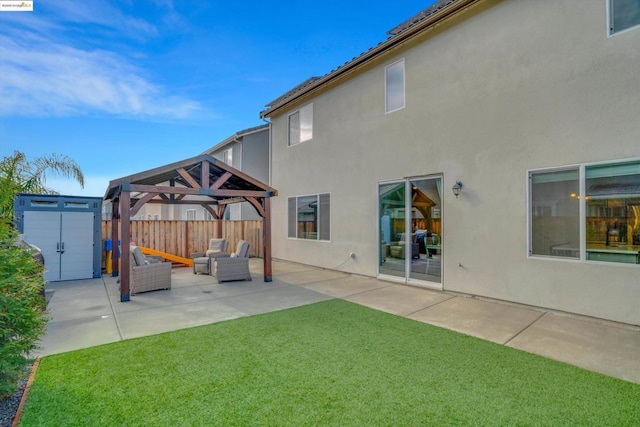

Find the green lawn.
[{"left": 21, "top": 300, "right": 640, "bottom": 426}]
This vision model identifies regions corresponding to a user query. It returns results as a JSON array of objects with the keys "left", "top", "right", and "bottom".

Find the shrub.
[{"left": 0, "top": 221, "right": 47, "bottom": 398}]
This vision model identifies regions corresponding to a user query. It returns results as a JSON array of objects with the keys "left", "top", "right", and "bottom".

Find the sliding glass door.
[
  {"left": 378, "top": 176, "right": 442, "bottom": 286},
  {"left": 378, "top": 181, "right": 406, "bottom": 279}
]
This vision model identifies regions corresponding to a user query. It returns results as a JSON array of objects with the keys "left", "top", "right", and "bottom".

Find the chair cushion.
[
  {"left": 235, "top": 240, "right": 250, "bottom": 258},
  {"left": 208, "top": 239, "right": 227, "bottom": 252},
  {"left": 131, "top": 246, "right": 146, "bottom": 266}
]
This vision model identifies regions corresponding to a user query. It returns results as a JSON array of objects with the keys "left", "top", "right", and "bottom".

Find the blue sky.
[{"left": 0, "top": 1, "right": 433, "bottom": 197}]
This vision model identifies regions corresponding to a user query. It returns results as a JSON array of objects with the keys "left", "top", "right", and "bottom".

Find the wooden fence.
[{"left": 101, "top": 220, "right": 264, "bottom": 259}]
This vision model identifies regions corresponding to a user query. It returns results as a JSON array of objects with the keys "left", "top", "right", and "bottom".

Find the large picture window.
[
  {"left": 287, "top": 193, "right": 330, "bottom": 241},
  {"left": 288, "top": 104, "right": 313, "bottom": 146},
  {"left": 609, "top": 0, "right": 640, "bottom": 35},
  {"left": 529, "top": 159, "right": 640, "bottom": 264},
  {"left": 385, "top": 59, "right": 405, "bottom": 113}
]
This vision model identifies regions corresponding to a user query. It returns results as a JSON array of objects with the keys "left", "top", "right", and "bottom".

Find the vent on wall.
[
  {"left": 64, "top": 202, "right": 88, "bottom": 209},
  {"left": 30, "top": 200, "right": 57, "bottom": 208}
]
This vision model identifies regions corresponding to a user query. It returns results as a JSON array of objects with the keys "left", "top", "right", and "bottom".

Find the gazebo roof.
[{"left": 104, "top": 154, "right": 276, "bottom": 206}]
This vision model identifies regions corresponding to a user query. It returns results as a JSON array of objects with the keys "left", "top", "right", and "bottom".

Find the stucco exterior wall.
[
  {"left": 240, "top": 129, "right": 270, "bottom": 220},
  {"left": 268, "top": 0, "right": 640, "bottom": 324}
]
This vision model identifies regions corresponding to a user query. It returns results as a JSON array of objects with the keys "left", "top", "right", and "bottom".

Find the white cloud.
[
  {"left": 40, "top": 0, "right": 159, "bottom": 40},
  {"left": 0, "top": 2, "right": 202, "bottom": 119}
]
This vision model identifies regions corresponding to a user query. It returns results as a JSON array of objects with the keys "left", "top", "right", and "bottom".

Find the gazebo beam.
[
  {"left": 201, "top": 160, "right": 210, "bottom": 189},
  {"left": 245, "top": 196, "right": 266, "bottom": 218},
  {"left": 201, "top": 203, "right": 220, "bottom": 220},
  {"left": 211, "top": 171, "right": 232, "bottom": 190},
  {"left": 131, "top": 193, "right": 156, "bottom": 217},
  {"left": 129, "top": 184, "right": 269, "bottom": 198},
  {"left": 177, "top": 167, "right": 200, "bottom": 189}
]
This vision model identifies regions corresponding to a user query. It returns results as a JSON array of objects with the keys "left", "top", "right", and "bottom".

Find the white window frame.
[
  {"left": 287, "top": 193, "right": 330, "bottom": 241},
  {"left": 223, "top": 148, "right": 233, "bottom": 166},
  {"left": 385, "top": 58, "right": 405, "bottom": 114},
  {"left": 288, "top": 103, "right": 313, "bottom": 146},
  {"left": 186, "top": 209, "right": 196, "bottom": 221},
  {"left": 527, "top": 166, "right": 581, "bottom": 260},
  {"left": 528, "top": 157, "right": 640, "bottom": 264},
  {"left": 608, "top": 0, "right": 640, "bottom": 36}
]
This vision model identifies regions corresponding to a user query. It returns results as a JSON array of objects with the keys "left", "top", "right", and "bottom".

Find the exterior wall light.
[{"left": 452, "top": 181, "right": 463, "bottom": 198}]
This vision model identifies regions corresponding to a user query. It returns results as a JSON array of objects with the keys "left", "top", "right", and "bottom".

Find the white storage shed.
[{"left": 14, "top": 194, "right": 102, "bottom": 282}]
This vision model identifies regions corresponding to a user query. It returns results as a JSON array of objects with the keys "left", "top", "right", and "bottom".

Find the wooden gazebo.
[{"left": 104, "top": 154, "right": 277, "bottom": 302}]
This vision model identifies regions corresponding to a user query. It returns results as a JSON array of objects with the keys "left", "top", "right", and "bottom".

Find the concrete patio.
[{"left": 38, "top": 258, "right": 640, "bottom": 385}]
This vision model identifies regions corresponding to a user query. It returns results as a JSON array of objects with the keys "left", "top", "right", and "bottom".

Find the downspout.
[{"left": 261, "top": 117, "right": 272, "bottom": 186}]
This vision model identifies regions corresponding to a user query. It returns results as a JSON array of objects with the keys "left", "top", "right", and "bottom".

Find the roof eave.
[{"left": 201, "top": 124, "right": 270, "bottom": 155}]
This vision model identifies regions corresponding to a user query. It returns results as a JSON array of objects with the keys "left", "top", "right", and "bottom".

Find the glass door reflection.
[
  {"left": 378, "top": 181, "right": 406, "bottom": 279},
  {"left": 378, "top": 177, "right": 442, "bottom": 285},
  {"left": 408, "top": 177, "right": 442, "bottom": 284}
]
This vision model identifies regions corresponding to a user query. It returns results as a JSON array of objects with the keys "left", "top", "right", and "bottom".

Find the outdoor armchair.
[
  {"left": 192, "top": 238, "right": 228, "bottom": 275},
  {"left": 212, "top": 240, "right": 252, "bottom": 283},
  {"left": 128, "top": 245, "right": 172, "bottom": 295}
]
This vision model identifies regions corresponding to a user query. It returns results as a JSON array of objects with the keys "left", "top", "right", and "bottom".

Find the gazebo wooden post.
[
  {"left": 216, "top": 205, "right": 226, "bottom": 238},
  {"left": 263, "top": 196, "right": 272, "bottom": 282},
  {"left": 111, "top": 199, "right": 119, "bottom": 276},
  {"left": 120, "top": 188, "right": 131, "bottom": 302}
]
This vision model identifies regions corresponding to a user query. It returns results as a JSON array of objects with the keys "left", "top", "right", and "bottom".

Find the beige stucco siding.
[{"left": 269, "top": 0, "right": 640, "bottom": 324}]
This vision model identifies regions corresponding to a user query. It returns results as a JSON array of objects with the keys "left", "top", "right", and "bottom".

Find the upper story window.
[
  {"left": 385, "top": 59, "right": 405, "bottom": 113},
  {"left": 223, "top": 148, "right": 233, "bottom": 165},
  {"left": 288, "top": 103, "right": 313, "bottom": 146},
  {"left": 609, "top": 0, "right": 640, "bottom": 35}
]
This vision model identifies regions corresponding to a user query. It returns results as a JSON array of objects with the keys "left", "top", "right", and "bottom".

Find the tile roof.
[
  {"left": 387, "top": 0, "right": 458, "bottom": 35},
  {"left": 264, "top": 77, "right": 322, "bottom": 111}
]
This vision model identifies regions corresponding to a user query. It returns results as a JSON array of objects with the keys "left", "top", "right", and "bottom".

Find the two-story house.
[{"left": 261, "top": 0, "right": 640, "bottom": 325}]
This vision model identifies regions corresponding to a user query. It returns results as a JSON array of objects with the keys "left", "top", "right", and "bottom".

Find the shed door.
[
  {"left": 23, "top": 211, "right": 94, "bottom": 281},
  {"left": 60, "top": 212, "right": 94, "bottom": 280},
  {"left": 23, "top": 211, "right": 62, "bottom": 282}
]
